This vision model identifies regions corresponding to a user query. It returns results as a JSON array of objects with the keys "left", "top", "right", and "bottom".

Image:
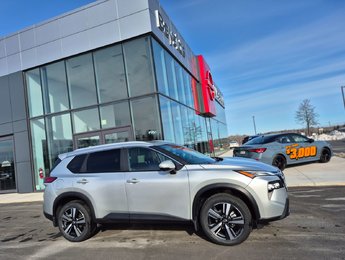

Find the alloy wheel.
[
  {"left": 207, "top": 202, "right": 245, "bottom": 241},
  {"left": 61, "top": 207, "right": 86, "bottom": 238}
]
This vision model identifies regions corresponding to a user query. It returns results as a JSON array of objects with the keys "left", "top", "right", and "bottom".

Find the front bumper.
[{"left": 259, "top": 198, "right": 290, "bottom": 222}]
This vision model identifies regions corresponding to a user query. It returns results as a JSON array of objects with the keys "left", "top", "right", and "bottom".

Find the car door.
[
  {"left": 287, "top": 134, "right": 318, "bottom": 163},
  {"left": 275, "top": 134, "right": 295, "bottom": 165},
  {"left": 71, "top": 149, "right": 129, "bottom": 220},
  {"left": 125, "top": 147, "right": 190, "bottom": 221}
]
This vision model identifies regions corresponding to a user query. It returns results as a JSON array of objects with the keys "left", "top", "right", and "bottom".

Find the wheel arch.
[
  {"left": 272, "top": 153, "right": 287, "bottom": 165},
  {"left": 52, "top": 192, "right": 96, "bottom": 226},
  {"left": 320, "top": 146, "right": 332, "bottom": 161},
  {"left": 192, "top": 184, "right": 260, "bottom": 228}
]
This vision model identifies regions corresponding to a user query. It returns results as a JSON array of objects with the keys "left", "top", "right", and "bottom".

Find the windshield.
[{"left": 156, "top": 144, "right": 216, "bottom": 164}]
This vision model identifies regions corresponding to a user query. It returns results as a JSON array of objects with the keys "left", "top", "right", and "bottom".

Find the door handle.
[
  {"left": 126, "top": 178, "right": 140, "bottom": 184},
  {"left": 77, "top": 179, "right": 89, "bottom": 184}
]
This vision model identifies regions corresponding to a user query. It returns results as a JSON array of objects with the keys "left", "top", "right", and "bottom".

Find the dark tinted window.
[
  {"left": 128, "top": 148, "right": 169, "bottom": 171},
  {"left": 245, "top": 135, "right": 277, "bottom": 145},
  {"left": 276, "top": 135, "right": 292, "bottom": 144},
  {"left": 85, "top": 149, "right": 121, "bottom": 173},
  {"left": 67, "top": 154, "right": 87, "bottom": 173}
]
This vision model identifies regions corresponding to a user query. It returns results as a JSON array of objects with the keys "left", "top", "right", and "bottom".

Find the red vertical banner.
[{"left": 197, "top": 55, "right": 216, "bottom": 117}]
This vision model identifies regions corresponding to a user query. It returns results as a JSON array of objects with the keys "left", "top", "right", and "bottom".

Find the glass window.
[
  {"left": 73, "top": 107, "right": 100, "bottom": 134},
  {"left": 26, "top": 69, "right": 44, "bottom": 117},
  {"left": 128, "top": 147, "right": 168, "bottom": 171},
  {"left": 67, "top": 154, "right": 87, "bottom": 173},
  {"left": 76, "top": 135, "right": 100, "bottom": 149},
  {"left": 170, "top": 101, "right": 184, "bottom": 145},
  {"left": 131, "top": 96, "right": 161, "bottom": 141},
  {"left": 85, "top": 149, "right": 121, "bottom": 173},
  {"left": 159, "top": 96, "right": 175, "bottom": 143},
  {"left": 157, "top": 144, "right": 215, "bottom": 164},
  {"left": 215, "top": 102, "right": 226, "bottom": 124},
  {"left": 41, "top": 61, "right": 69, "bottom": 113},
  {"left": 290, "top": 134, "right": 309, "bottom": 143},
  {"left": 94, "top": 45, "right": 128, "bottom": 103},
  {"left": 123, "top": 37, "right": 155, "bottom": 97},
  {"left": 100, "top": 101, "right": 131, "bottom": 129},
  {"left": 66, "top": 53, "right": 97, "bottom": 109},
  {"left": 165, "top": 53, "right": 179, "bottom": 101},
  {"left": 176, "top": 66, "right": 186, "bottom": 105},
  {"left": 184, "top": 72, "right": 194, "bottom": 109},
  {"left": 46, "top": 113, "right": 73, "bottom": 169},
  {"left": 180, "top": 105, "right": 190, "bottom": 146},
  {"left": 30, "top": 118, "right": 48, "bottom": 191},
  {"left": 152, "top": 39, "right": 169, "bottom": 95},
  {"left": 0, "top": 139, "right": 16, "bottom": 191}
]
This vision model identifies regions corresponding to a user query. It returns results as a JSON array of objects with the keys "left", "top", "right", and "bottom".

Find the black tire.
[
  {"left": 199, "top": 193, "right": 252, "bottom": 246},
  {"left": 57, "top": 200, "right": 95, "bottom": 242},
  {"left": 319, "top": 148, "right": 331, "bottom": 163},
  {"left": 272, "top": 155, "right": 286, "bottom": 170}
]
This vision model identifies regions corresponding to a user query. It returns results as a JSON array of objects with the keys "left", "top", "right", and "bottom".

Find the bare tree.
[{"left": 295, "top": 99, "right": 319, "bottom": 136}]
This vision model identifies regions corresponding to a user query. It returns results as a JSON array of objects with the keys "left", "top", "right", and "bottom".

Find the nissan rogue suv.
[{"left": 43, "top": 141, "right": 289, "bottom": 246}]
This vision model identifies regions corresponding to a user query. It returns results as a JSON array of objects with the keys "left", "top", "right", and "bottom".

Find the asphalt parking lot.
[{"left": 1, "top": 186, "right": 344, "bottom": 260}]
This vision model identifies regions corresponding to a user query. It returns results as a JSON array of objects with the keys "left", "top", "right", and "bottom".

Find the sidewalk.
[
  {"left": 0, "top": 192, "right": 43, "bottom": 204},
  {"left": 1, "top": 152, "right": 344, "bottom": 204}
]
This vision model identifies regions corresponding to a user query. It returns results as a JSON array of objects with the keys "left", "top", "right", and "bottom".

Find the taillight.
[
  {"left": 248, "top": 148, "right": 267, "bottom": 153},
  {"left": 44, "top": 177, "right": 57, "bottom": 184}
]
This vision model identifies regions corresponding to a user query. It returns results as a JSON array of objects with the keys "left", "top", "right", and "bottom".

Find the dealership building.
[{"left": 0, "top": 0, "right": 228, "bottom": 193}]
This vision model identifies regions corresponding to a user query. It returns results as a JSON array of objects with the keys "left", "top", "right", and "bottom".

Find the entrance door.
[
  {"left": 73, "top": 126, "right": 133, "bottom": 149},
  {"left": 0, "top": 136, "right": 16, "bottom": 193}
]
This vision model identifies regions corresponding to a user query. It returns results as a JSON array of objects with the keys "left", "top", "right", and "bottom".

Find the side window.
[
  {"left": 128, "top": 147, "right": 169, "bottom": 171},
  {"left": 277, "top": 135, "right": 291, "bottom": 144},
  {"left": 85, "top": 149, "right": 121, "bottom": 173},
  {"left": 290, "top": 134, "right": 309, "bottom": 143},
  {"left": 67, "top": 154, "right": 87, "bottom": 173}
]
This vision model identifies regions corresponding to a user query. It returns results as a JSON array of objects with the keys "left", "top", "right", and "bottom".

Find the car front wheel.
[
  {"left": 199, "top": 193, "right": 252, "bottom": 246},
  {"left": 57, "top": 200, "right": 95, "bottom": 242}
]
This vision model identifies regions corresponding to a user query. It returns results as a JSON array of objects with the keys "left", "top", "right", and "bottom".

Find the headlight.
[
  {"left": 268, "top": 181, "right": 283, "bottom": 191},
  {"left": 267, "top": 180, "right": 284, "bottom": 199},
  {"left": 235, "top": 170, "right": 277, "bottom": 179}
]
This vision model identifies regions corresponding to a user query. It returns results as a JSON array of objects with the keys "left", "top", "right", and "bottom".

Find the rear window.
[{"left": 245, "top": 135, "right": 277, "bottom": 145}]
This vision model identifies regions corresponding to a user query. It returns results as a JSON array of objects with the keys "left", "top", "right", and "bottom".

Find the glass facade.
[
  {"left": 25, "top": 35, "right": 228, "bottom": 191},
  {"left": 25, "top": 36, "right": 162, "bottom": 190}
]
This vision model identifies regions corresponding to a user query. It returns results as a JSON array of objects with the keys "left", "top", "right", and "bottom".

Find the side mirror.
[
  {"left": 308, "top": 138, "right": 314, "bottom": 143},
  {"left": 159, "top": 160, "right": 176, "bottom": 174}
]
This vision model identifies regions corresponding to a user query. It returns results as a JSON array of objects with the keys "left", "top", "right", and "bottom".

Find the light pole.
[
  {"left": 252, "top": 116, "right": 257, "bottom": 135},
  {"left": 341, "top": 86, "right": 345, "bottom": 108}
]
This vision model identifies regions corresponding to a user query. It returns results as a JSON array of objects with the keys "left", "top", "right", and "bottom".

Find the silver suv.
[{"left": 43, "top": 141, "right": 289, "bottom": 246}]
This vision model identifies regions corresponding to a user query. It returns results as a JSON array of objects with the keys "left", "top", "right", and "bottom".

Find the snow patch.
[{"left": 310, "top": 130, "right": 345, "bottom": 141}]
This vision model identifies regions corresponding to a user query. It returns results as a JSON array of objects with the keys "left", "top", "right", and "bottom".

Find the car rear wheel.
[
  {"left": 199, "top": 193, "right": 252, "bottom": 246},
  {"left": 272, "top": 155, "right": 286, "bottom": 170},
  {"left": 57, "top": 200, "right": 95, "bottom": 242},
  {"left": 319, "top": 148, "right": 331, "bottom": 163}
]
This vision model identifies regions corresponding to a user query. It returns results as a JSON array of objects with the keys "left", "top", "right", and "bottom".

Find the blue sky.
[{"left": 1, "top": 0, "right": 345, "bottom": 135}]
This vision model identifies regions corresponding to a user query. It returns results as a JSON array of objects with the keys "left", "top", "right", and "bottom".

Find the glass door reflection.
[
  {"left": 0, "top": 137, "right": 16, "bottom": 192},
  {"left": 73, "top": 127, "right": 133, "bottom": 149}
]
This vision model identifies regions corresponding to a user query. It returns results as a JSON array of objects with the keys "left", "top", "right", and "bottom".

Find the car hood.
[{"left": 206, "top": 157, "right": 279, "bottom": 172}]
